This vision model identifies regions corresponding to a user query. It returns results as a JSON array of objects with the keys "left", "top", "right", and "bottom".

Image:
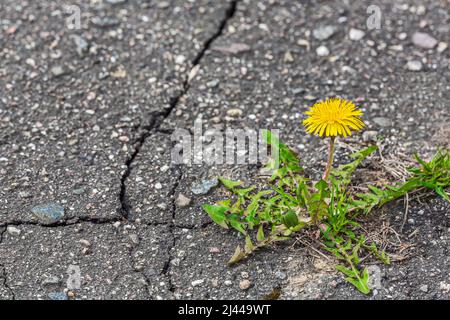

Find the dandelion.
[{"left": 303, "top": 98, "right": 365, "bottom": 180}]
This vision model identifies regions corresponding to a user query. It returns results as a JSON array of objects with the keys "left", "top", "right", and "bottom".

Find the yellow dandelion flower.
[{"left": 303, "top": 98, "right": 365, "bottom": 138}]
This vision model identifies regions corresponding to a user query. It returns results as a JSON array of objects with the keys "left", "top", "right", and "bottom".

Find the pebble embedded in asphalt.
[
  {"left": 412, "top": 32, "right": 438, "bottom": 49},
  {"left": 316, "top": 45, "right": 330, "bottom": 57},
  {"left": 31, "top": 203, "right": 65, "bottom": 224},
  {"left": 191, "top": 179, "right": 219, "bottom": 195},
  {"left": 175, "top": 194, "right": 191, "bottom": 208},
  {"left": 312, "top": 25, "right": 337, "bottom": 40},
  {"left": 6, "top": 226, "right": 21, "bottom": 236},
  {"left": 349, "top": 28, "right": 365, "bottom": 41},
  {"left": 239, "top": 280, "right": 251, "bottom": 290},
  {"left": 406, "top": 60, "right": 423, "bottom": 71},
  {"left": 372, "top": 117, "right": 392, "bottom": 127}
]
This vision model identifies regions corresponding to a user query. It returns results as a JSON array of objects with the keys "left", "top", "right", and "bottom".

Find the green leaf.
[
  {"left": 228, "top": 245, "right": 246, "bottom": 265},
  {"left": 435, "top": 186, "right": 450, "bottom": 201},
  {"left": 282, "top": 210, "right": 299, "bottom": 228},
  {"left": 202, "top": 204, "right": 229, "bottom": 229},
  {"left": 414, "top": 153, "right": 431, "bottom": 172},
  {"left": 336, "top": 265, "right": 355, "bottom": 278},
  {"left": 257, "top": 225, "right": 266, "bottom": 242},
  {"left": 368, "top": 185, "right": 383, "bottom": 196},
  {"left": 271, "top": 236, "right": 290, "bottom": 242},
  {"left": 216, "top": 199, "right": 231, "bottom": 207},
  {"left": 346, "top": 276, "right": 370, "bottom": 295},
  {"left": 244, "top": 235, "right": 255, "bottom": 253},
  {"left": 315, "top": 179, "right": 329, "bottom": 193},
  {"left": 229, "top": 219, "right": 247, "bottom": 235},
  {"left": 219, "top": 177, "right": 243, "bottom": 189},
  {"left": 235, "top": 186, "right": 257, "bottom": 197}
]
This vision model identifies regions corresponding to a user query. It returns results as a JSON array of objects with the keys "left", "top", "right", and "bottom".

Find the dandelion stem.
[{"left": 323, "top": 137, "right": 335, "bottom": 181}]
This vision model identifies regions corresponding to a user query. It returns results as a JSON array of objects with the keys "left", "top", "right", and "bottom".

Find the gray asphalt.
[{"left": 0, "top": 0, "right": 449, "bottom": 299}]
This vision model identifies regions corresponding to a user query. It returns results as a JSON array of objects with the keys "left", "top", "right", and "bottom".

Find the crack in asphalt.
[
  {"left": 0, "top": 216, "right": 124, "bottom": 229},
  {"left": 0, "top": 264, "right": 15, "bottom": 300},
  {"left": 0, "top": 0, "right": 240, "bottom": 299},
  {"left": 0, "top": 216, "right": 212, "bottom": 230},
  {"left": 154, "top": 0, "right": 240, "bottom": 294},
  {"left": 0, "top": 226, "right": 15, "bottom": 299},
  {"left": 119, "top": 0, "right": 240, "bottom": 222},
  {"left": 160, "top": 167, "right": 182, "bottom": 293}
]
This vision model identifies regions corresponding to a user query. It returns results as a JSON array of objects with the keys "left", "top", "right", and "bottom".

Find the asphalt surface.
[{"left": 0, "top": 0, "right": 449, "bottom": 299}]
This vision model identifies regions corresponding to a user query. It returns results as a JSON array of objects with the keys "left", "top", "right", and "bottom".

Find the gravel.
[
  {"left": 412, "top": 32, "right": 439, "bottom": 49},
  {"left": 406, "top": 60, "right": 424, "bottom": 72},
  {"left": 348, "top": 28, "right": 365, "bottom": 41},
  {"left": 316, "top": 45, "right": 330, "bottom": 57},
  {"left": 313, "top": 25, "right": 337, "bottom": 41},
  {"left": 1, "top": 0, "right": 449, "bottom": 300}
]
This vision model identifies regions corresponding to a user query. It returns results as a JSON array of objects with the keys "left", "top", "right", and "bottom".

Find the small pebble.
[
  {"left": 437, "top": 42, "right": 448, "bottom": 53},
  {"left": 210, "top": 247, "right": 221, "bottom": 253},
  {"left": 363, "top": 131, "right": 378, "bottom": 142},
  {"left": 79, "top": 239, "right": 91, "bottom": 247},
  {"left": 175, "top": 194, "right": 191, "bottom": 208},
  {"left": 349, "top": 28, "right": 365, "bottom": 41},
  {"left": 312, "top": 25, "right": 336, "bottom": 40},
  {"left": 275, "top": 271, "right": 287, "bottom": 280},
  {"left": 284, "top": 51, "right": 294, "bottom": 63},
  {"left": 191, "top": 179, "right": 219, "bottom": 195},
  {"left": 226, "top": 108, "right": 243, "bottom": 117},
  {"left": 191, "top": 279, "right": 204, "bottom": 287},
  {"left": 51, "top": 66, "right": 67, "bottom": 77},
  {"left": 406, "top": 60, "right": 423, "bottom": 71},
  {"left": 206, "top": 79, "right": 220, "bottom": 88},
  {"left": 211, "top": 279, "right": 219, "bottom": 287},
  {"left": 316, "top": 45, "right": 330, "bottom": 57},
  {"left": 32, "top": 203, "right": 65, "bottom": 223},
  {"left": 48, "top": 292, "right": 68, "bottom": 300},
  {"left": 420, "top": 284, "right": 428, "bottom": 293},
  {"left": 91, "top": 16, "right": 120, "bottom": 28},
  {"left": 42, "top": 276, "right": 61, "bottom": 286},
  {"left": 372, "top": 117, "right": 391, "bottom": 127},
  {"left": 239, "top": 280, "right": 251, "bottom": 290},
  {"left": 6, "top": 226, "right": 21, "bottom": 236},
  {"left": 412, "top": 32, "right": 438, "bottom": 49}
]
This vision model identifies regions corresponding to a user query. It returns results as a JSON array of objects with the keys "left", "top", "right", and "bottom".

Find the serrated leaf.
[
  {"left": 282, "top": 210, "right": 299, "bottom": 228},
  {"left": 368, "top": 185, "right": 383, "bottom": 196},
  {"left": 228, "top": 245, "right": 246, "bottom": 265},
  {"left": 202, "top": 204, "right": 229, "bottom": 229},
  {"left": 235, "top": 186, "right": 256, "bottom": 197},
  {"left": 346, "top": 276, "right": 370, "bottom": 295},
  {"left": 362, "top": 267, "right": 369, "bottom": 282},
  {"left": 315, "top": 179, "right": 329, "bottom": 193},
  {"left": 229, "top": 220, "right": 247, "bottom": 235},
  {"left": 257, "top": 225, "right": 266, "bottom": 242},
  {"left": 336, "top": 265, "right": 355, "bottom": 278},
  {"left": 244, "top": 235, "right": 255, "bottom": 253},
  {"left": 414, "top": 153, "right": 431, "bottom": 172},
  {"left": 219, "top": 177, "right": 243, "bottom": 189}
]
